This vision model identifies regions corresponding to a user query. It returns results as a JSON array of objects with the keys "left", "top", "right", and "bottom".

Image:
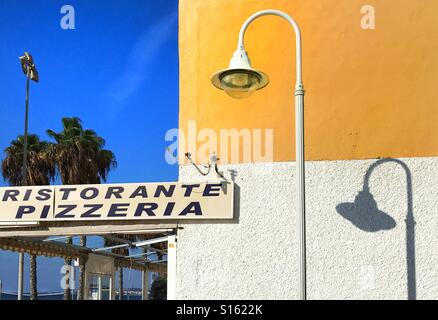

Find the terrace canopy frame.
[{"left": 0, "top": 231, "right": 174, "bottom": 300}]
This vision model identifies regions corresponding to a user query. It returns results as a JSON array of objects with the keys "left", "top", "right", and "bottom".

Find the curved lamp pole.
[{"left": 211, "top": 9, "right": 306, "bottom": 299}]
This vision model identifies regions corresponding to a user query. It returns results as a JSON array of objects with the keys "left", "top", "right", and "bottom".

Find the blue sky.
[{"left": 0, "top": 0, "right": 178, "bottom": 293}]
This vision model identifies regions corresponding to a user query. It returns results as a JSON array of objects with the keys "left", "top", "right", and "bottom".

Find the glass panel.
[
  {"left": 101, "top": 276, "right": 110, "bottom": 290},
  {"left": 88, "top": 275, "right": 100, "bottom": 300},
  {"left": 88, "top": 274, "right": 112, "bottom": 300},
  {"left": 89, "top": 275, "right": 99, "bottom": 288},
  {"left": 101, "top": 290, "right": 110, "bottom": 300},
  {"left": 89, "top": 288, "right": 99, "bottom": 300}
]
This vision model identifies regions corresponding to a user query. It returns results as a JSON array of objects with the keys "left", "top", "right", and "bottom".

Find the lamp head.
[
  {"left": 211, "top": 49, "right": 268, "bottom": 99},
  {"left": 19, "top": 51, "right": 39, "bottom": 82}
]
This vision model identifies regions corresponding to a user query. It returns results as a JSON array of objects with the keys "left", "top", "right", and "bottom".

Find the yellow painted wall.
[{"left": 179, "top": 0, "right": 438, "bottom": 163}]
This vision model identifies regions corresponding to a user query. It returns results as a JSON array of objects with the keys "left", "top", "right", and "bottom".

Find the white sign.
[{"left": 0, "top": 182, "right": 234, "bottom": 222}]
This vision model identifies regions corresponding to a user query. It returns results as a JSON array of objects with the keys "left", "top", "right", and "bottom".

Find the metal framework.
[
  {"left": 0, "top": 221, "right": 177, "bottom": 237},
  {"left": 0, "top": 236, "right": 168, "bottom": 274}
]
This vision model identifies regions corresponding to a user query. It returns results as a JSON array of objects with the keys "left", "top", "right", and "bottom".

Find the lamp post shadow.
[{"left": 335, "top": 158, "right": 416, "bottom": 300}]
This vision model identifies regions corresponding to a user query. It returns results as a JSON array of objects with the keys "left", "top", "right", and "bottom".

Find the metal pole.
[
  {"left": 17, "top": 72, "right": 30, "bottom": 301},
  {"left": 17, "top": 252, "right": 24, "bottom": 300},
  {"left": 238, "top": 9, "right": 306, "bottom": 300},
  {"left": 167, "top": 235, "right": 176, "bottom": 300},
  {"left": 22, "top": 71, "right": 30, "bottom": 186},
  {"left": 295, "top": 84, "right": 306, "bottom": 300},
  {"left": 141, "top": 268, "right": 149, "bottom": 300}
]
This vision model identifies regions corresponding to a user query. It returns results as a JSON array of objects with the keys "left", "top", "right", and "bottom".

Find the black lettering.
[
  {"left": 36, "top": 189, "right": 52, "bottom": 201},
  {"left": 163, "top": 202, "right": 175, "bottom": 216},
  {"left": 59, "top": 187, "right": 76, "bottom": 200},
  {"left": 154, "top": 185, "right": 175, "bottom": 197},
  {"left": 179, "top": 202, "right": 202, "bottom": 216},
  {"left": 3, "top": 190, "right": 19, "bottom": 201},
  {"left": 203, "top": 183, "right": 222, "bottom": 196},
  {"left": 40, "top": 205, "right": 51, "bottom": 219},
  {"left": 15, "top": 206, "right": 35, "bottom": 219},
  {"left": 23, "top": 189, "right": 32, "bottom": 201},
  {"left": 55, "top": 205, "right": 76, "bottom": 218},
  {"left": 129, "top": 186, "right": 148, "bottom": 198},
  {"left": 80, "top": 204, "right": 103, "bottom": 218},
  {"left": 80, "top": 187, "right": 99, "bottom": 200},
  {"left": 181, "top": 184, "right": 200, "bottom": 197},
  {"left": 108, "top": 203, "right": 129, "bottom": 217},
  {"left": 105, "top": 187, "right": 124, "bottom": 199},
  {"left": 134, "top": 203, "right": 157, "bottom": 216}
]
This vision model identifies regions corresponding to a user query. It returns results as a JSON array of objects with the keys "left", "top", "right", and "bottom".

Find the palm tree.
[
  {"left": 63, "top": 236, "right": 73, "bottom": 300},
  {"left": 46, "top": 117, "right": 116, "bottom": 185},
  {"left": 118, "top": 267, "right": 124, "bottom": 300},
  {"left": 1, "top": 134, "right": 55, "bottom": 301},
  {"left": 47, "top": 117, "right": 116, "bottom": 300},
  {"left": 2, "top": 134, "right": 55, "bottom": 186},
  {"left": 150, "top": 275, "right": 167, "bottom": 300},
  {"left": 29, "top": 254, "right": 37, "bottom": 299},
  {"left": 77, "top": 235, "right": 87, "bottom": 300}
]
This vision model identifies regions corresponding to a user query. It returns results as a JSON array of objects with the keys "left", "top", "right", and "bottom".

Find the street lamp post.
[
  {"left": 17, "top": 52, "right": 39, "bottom": 300},
  {"left": 211, "top": 9, "right": 306, "bottom": 300},
  {"left": 19, "top": 52, "right": 39, "bottom": 186}
]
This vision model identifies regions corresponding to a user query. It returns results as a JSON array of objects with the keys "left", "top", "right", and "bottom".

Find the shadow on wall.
[{"left": 335, "top": 158, "right": 416, "bottom": 300}]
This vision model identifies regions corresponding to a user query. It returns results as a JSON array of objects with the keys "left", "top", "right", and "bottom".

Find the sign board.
[{"left": 0, "top": 181, "right": 234, "bottom": 222}]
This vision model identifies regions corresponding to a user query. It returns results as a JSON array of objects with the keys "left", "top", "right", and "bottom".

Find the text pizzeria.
[{"left": 1, "top": 183, "right": 224, "bottom": 219}]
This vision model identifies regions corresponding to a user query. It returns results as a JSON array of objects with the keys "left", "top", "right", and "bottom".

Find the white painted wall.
[{"left": 176, "top": 157, "right": 438, "bottom": 299}]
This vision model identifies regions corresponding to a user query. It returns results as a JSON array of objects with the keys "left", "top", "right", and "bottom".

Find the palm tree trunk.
[
  {"left": 77, "top": 236, "right": 86, "bottom": 300},
  {"left": 63, "top": 237, "right": 73, "bottom": 300},
  {"left": 29, "top": 254, "right": 37, "bottom": 300},
  {"left": 118, "top": 267, "right": 123, "bottom": 300}
]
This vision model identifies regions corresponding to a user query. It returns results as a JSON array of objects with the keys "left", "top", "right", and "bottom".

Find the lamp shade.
[{"left": 211, "top": 49, "right": 268, "bottom": 98}]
